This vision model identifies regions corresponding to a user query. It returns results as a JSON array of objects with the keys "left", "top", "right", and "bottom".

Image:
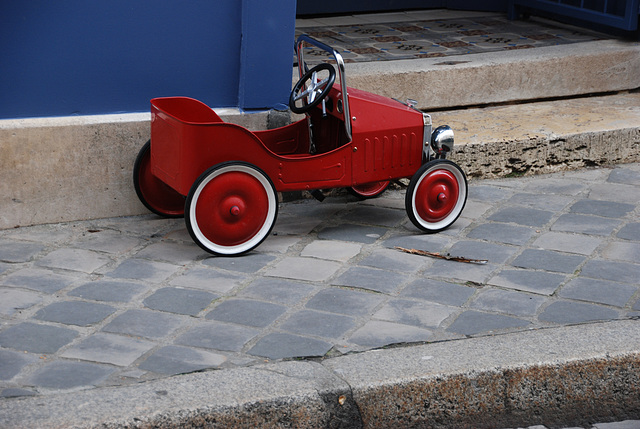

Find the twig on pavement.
[{"left": 395, "top": 247, "right": 488, "bottom": 264}]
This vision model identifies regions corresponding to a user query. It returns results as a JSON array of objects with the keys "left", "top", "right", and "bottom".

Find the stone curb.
[{"left": 2, "top": 319, "right": 638, "bottom": 428}]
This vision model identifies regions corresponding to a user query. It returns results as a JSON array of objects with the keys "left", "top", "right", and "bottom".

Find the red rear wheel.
[
  {"left": 348, "top": 180, "right": 390, "bottom": 199},
  {"left": 133, "top": 140, "right": 185, "bottom": 218},
  {"left": 406, "top": 160, "right": 467, "bottom": 232},
  {"left": 185, "top": 162, "right": 278, "bottom": 256}
]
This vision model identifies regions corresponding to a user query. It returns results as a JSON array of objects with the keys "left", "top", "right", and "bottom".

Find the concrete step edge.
[{"left": 2, "top": 319, "right": 638, "bottom": 428}]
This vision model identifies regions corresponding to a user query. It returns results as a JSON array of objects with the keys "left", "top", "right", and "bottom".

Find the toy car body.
[{"left": 134, "top": 35, "right": 467, "bottom": 256}]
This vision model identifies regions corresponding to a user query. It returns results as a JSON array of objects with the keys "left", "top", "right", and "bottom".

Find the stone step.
[
  {"left": 344, "top": 39, "right": 640, "bottom": 111},
  {"left": 434, "top": 91, "right": 640, "bottom": 178}
]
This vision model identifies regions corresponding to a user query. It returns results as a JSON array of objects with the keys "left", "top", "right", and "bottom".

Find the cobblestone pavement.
[{"left": 0, "top": 163, "right": 639, "bottom": 403}]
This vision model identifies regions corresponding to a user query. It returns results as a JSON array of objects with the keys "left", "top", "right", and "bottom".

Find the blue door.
[
  {"left": 296, "top": 0, "right": 507, "bottom": 15},
  {"left": 508, "top": 0, "right": 639, "bottom": 31}
]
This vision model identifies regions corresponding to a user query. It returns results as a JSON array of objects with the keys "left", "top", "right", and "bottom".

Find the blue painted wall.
[{"left": 0, "top": 1, "right": 296, "bottom": 119}]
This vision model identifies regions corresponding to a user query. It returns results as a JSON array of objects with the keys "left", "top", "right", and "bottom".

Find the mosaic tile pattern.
[{"left": 295, "top": 14, "right": 603, "bottom": 64}]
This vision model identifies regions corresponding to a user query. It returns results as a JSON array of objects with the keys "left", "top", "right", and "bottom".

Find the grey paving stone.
[
  {"left": 467, "top": 185, "right": 514, "bottom": 202},
  {"left": 175, "top": 321, "right": 260, "bottom": 352},
  {"left": 0, "top": 262, "right": 7, "bottom": 275},
  {"left": 459, "top": 200, "right": 492, "bottom": 219},
  {"left": 561, "top": 166, "right": 610, "bottom": 181},
  {"left": 488, "top": 269, "right": 566, "bottom": 295},
  {"left": 273, "top": 213, "right": 323, "bottom": 236},
  {"left": 374, "top": 299, "right": 457, "bottom": 329},
  {"left": 466, "top": 223, "right": 536, "bottom": 246},
  {"left": 107, "top": 259, "right": 181, "bottom": 283},
  {"left": 608, "top": 167, "right": 640, "bottom": 185},
  {"left": 448, "top": 240, "right": 519, "bottom": 264},
  {"left": 589, "top": 182, "right": 640, "bottom": 204},
  {"left": 3, "top": 224, "right": 74, "bottom": 244},
  {"left": 266, "top": 257, "right": 341, "bottom": 282},
  {"left": 0, "top": 349, "right": 38, "bottom": 380},
  {"left": 617, "top": 222, "right": 640, "bottom": 241},
  {"left": 570, "top": 199, "right": 636, "bottom": 218},
  {"left": 278, "top": 200, "right": 342, "bottom": 220},
  {"left": 300, "top": 240, "right": 362, "bottom": 262},
  {"left": 348, "top": 320, "right": 434, "bottom": 348},
  {"left": 72, "top": 230, "right": 141, "bottom": 254},
  {"left": 400, "top": 279, "right": 476, "bottom": 306},
  {"left": 36, "top": 248, "right": 111, "bottom": 273},
  {"left": 532, "top": 232, "right": 602, "bottom": 255},
  {"left": 34, "top": 301, "right": 116, "bottom": 327},
  {"left": 559, "top": 277, "right": 638, "bottom": 307},
  {"left": 143, "top": 287, "right": 216, "bottom": 316},
  {"left": 437, "top": 216, "right": 471, "bottom": 237},
  {"left": 551, "top": 214, "right": 621, "bottom": 236},
  {"left": 0, "top": 288, "right": 42, "bottom": 316},
  {"left": 280, "top": 309, "right": 356, "bottom": 339},
  {"left": 137, "top": 345, "right": 227, "bottom": 375},
  {"left": 100, "top": 216, "right": 175, "bottom": 236},
  {"left": 511, "top": 249, "right": 586, "bottom": 274},
  {"left": 601, "top": 241, "right": 640, "bottom": 263},
  {"left": 61, "top": 333, "right": 155, "bottom": 366},
  {"left": 538, "top": 301, "right": 619, "bottom": 324},
  {"left": 488, "top": 206, "right": 554, "bottom": 227},
  {"left": 0, "top": 388, "right": 37, "bottom": 398},
  {"left": 383, "top": 233, "right": 451, "bottom": 253},
  {"left": 0, "top": 322, "right": 78, "bottom": 353},
  {"left": 201, "top": 253, "right": 277, "bottom": 274},
  {"left": 0, "top": 240, "right": 45, "bottom": 263},
  {"left": 258, "top": 234, "right": 301, "bottom": 253},
  {"left": 102, "top": 309, "right": 184, "bottom": 339},
  {"left": 579, "top": 259, "right": 640, "bottom": 284},
  {"left": 522, "top": 178, "right": 587, "bottom": 195},
  {"left": 0, "top": 268, "right": 78, "bottom": 294},
  {"left": 470, "top": 288, "right": 547, "bottom": 317},
  {"left": 317, "top": 223, "right": 388, "bottom": 244},
  {"left": 332, "top": 266, "right": 409, "bottom": 294},
  {"left": 135, "top": 241, "right": 207, "bottom": 264},
  {"left": 341, "top": 206, "right": 406, "bottom": 227},
  {"left": 170, "top": 266, "right": 246, "bottom": 294},
  {"left": 239, "top": 277, "right": 316, "bottom": 305},
  {"left": 248, "top": 332, "right": 333, "bottom": 359},
  {"left": 305, "top": 287, "right": 385, "bottom": 317},
  {"left": 206, "top": 299, "right": 287, "bottom": 328},
  {"left": 161, "top": 227, "right": 192, "bottom": 242},
  {"left": 506, "top": 192, "right": 572, "bottom": 212},
  {"left": 360, "top": 195, "right": 405, "bottom": 210},
  {"left": 67, "top": 279, "right": 147, "bottom": 302},
  {"left": 358, "top": 248, "right": 427, "bottom": 273},
  {"left": 446, "top": 310, "right": 530, "bottom": 336},
  {"left": 27, "top": 361, "right": 115, "bottom": 390}
]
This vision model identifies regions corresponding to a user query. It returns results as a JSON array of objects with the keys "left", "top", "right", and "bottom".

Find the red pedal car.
[{"left": 133, "top": 35, "right": 467, "bottom": 256}]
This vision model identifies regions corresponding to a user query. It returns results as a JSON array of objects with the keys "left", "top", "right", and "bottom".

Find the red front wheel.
[
  {"left": 185, "top": 162, "right": 278, "bottom": 256},
  {"left": 406, "top": 160, "right": 467, "bottom": 233},
  {"left": 133, "top": 140, "right": 185, "bottom": 218}
]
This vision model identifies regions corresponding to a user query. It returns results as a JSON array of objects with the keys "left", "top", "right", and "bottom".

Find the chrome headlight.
[{"left": 430, "top": 125, "right": 454, "bottom": 157}]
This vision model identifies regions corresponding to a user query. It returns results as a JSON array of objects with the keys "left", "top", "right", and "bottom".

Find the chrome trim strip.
[{"left": 422, "top": 113, "right": 432, "bottom": 161}]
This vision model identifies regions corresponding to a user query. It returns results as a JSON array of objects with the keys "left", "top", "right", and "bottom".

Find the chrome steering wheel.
[{"left": 289, "top": 63, "right": 336, "bottom": 114}]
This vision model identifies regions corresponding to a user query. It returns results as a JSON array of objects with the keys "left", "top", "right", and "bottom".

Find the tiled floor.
[{"left": 295, "top": 10, "right": 603, "bottom": 64}]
